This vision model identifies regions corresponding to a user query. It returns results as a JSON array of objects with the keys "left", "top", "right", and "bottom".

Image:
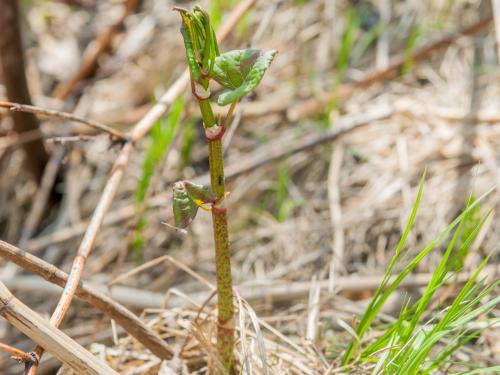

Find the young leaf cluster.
[
  {"left": 172, "top": 5, "right": 276, "bottom": 231},
  {"left": 176, "top": 5, "right": 276, "bottom": 107}
]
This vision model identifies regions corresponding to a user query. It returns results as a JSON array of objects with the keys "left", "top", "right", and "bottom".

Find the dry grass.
[{"left": 0, "top": 0, "right": 498, "bottom": 373}]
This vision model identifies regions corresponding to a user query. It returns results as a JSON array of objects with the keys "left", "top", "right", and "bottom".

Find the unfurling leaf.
[
  {"left": 212, "top": 49, "right": 277, "bottom": 106},
  {"left": 172, "top": 181, "right": 217, "bottom": 228},
  {"left": 180, "top": 23, "right": 202, "bottom": 82},
  {"left": 176, "top": 6, "right": 219, "bottom": 82},
  {"left": 173, "top": 182, "right": 198, "bottom": 229},
  {"left": 183, "top": 181, "right": 218, "bottom": 206}
]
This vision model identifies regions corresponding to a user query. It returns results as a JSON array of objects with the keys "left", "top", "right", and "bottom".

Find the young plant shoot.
[{"left": 173, "top": 5, "right": 276, "bottom": 373}]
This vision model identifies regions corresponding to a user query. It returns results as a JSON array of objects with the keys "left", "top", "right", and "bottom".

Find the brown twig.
[
  {"left": 3, "top": 276, "right": 161, "bottom": 310},
  {"left": 0, "top": 342, "right": 33, "bottom": 363},
  {"left": 0, "top": 240, "right": 174, "bottom": 360},
  {"left": 25, "top": 1, "right": 257, "bottom": 373},
  {"left": 0, "top": 101, "right": 126, "bottom": 141},
  {"left": 287, "top": 15, "right": 494, "bottom": 121},
  {"left": 52, "top": 0, "right": 139, "bottom": 100},
  {"left": 0, "top": 282, "right": 119, "bottom": 375},
  {"left": 46, "top": 135, "right": 97, "bottom": 144}
]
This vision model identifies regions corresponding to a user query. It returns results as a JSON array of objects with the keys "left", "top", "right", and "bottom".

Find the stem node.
[{"left": 205, "top": 124, "right": 226, "bottom": 141}]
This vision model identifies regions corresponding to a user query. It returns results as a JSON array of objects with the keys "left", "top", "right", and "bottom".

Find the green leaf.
[
  {"left": 180, "top": 23, "right": 202, "bottom": 82},
  {"left": 213, "top": 49, "right": 277, "bottom": 105},
  {"left": 176, "top": 6, "right": 220, "bottom": 81},
  {"left": 183, "top": 181, "right": 217, "bottom": 206},
  {"left": 173, "top": 181, "right": 199, "bottom": 229},
  {"left": 172, "top": 180, "right": 217, "bottom": 228}
]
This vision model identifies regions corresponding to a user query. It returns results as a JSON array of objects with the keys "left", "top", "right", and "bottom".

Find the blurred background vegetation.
[{"left": 0, "top": 0, "right": 498, "bottom": 373}]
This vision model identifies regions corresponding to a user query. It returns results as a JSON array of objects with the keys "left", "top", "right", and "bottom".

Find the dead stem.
[
  {"left": 0, "top": 342, "right": 33, "bottom": 363},
  {"left": 0, "top": 239, "right": 174, "bottom": 360},
  {"left": 0, "top": 101, "right": 126, "bottom": 141},
  {"left": 0, "top": 282, "right": 119, "bottom": 375}
]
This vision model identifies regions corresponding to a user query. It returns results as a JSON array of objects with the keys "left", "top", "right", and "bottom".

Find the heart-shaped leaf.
[{"left": 212, "top": 49, "right": 277, "bottom": 106}]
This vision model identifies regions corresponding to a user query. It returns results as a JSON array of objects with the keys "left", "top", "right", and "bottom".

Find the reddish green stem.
[{"left": 198, "top": 96, "right": 235, "bottom": 373}]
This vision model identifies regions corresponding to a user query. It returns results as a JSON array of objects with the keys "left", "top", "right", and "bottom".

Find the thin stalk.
[
  {"left": 0, "top": 342, "right": 33, "bottom": 363},
  {"left": 0, "top": 101, "right": 126, "bottom": 141},
  {"left": 198, "top": 96, "right": 235, "bottom": 373}
]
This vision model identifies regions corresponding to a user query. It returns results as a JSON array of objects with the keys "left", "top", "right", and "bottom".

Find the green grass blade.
[
  {"left": 342, "top": 172, "right": 426, "bottom": 364},
  {"left": 343, "top": 182, "right": 495, "bottom": 365},
  {"left": 457, "top": 366, "right": 500, "bottom": 375},
  {"left": 132, "top": 97, "right": 185, "bottom": 261},
  {"left": 402, "top": 258, "right": 496, "bottom": 373}
]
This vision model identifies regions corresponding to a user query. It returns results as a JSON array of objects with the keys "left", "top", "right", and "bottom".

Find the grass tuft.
[{"left": 341, "top": 174, "right": 498, "bottom": 374}]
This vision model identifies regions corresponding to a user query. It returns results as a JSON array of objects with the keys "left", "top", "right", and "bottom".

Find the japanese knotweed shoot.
[{"left": 173, "top": 5, "right": 275, "bottom": 373}]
